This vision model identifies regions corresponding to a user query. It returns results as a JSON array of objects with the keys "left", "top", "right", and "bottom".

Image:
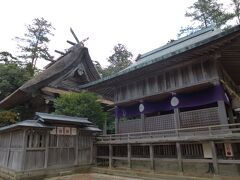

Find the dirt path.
[{"left": 45, "top": 173, "right": 146, "bottom": 180}]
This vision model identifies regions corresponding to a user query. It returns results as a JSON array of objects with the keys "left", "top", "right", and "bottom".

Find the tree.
[
  {"left": 179, "top": 0, "right": 232, "bottom": 37},
  {"left": 231, "top": 0, "right": 240, "bottom": 24},
  {"left": 0, "top": 110, "right": 19, "bottom": 127},
  {"left": 0, "top": 62, "right": 31, "bottom": 101},
  {"left": 54, "top": 92, "right": 107, "bottom": 128},
  {"left": 0, "top": 51, "right": 18, "bottom": 64},
  {"left": 107, "top": 43, "right": 133, "bottom": 74},
  {"left": 96, "top": 44, "right": 133, "bottom": 77},
  {"left": 15, "top": 17, "right": 55, "bottom": 74}
]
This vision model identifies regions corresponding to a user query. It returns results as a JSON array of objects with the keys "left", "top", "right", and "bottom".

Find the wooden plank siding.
[
  {"left": 0, "top": 128, "right": 94, "bottom": 172},
  {"left": 114, "top": 60, "right": 218, "bottom": 104}
]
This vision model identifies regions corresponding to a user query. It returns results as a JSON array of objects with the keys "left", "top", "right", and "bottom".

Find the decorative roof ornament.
[
  {"left": 171, "top": 96, "right": 179, "bottom": 107},
  {"left": 139, "top": 103, "right": 145, "bottom": 113}
]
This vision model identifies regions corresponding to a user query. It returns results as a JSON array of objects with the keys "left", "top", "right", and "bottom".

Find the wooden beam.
[
  {"left": 176, "top": 142, "right": 183, "bottom": 174},
  {"left": 75, "top": 129, "right": 79, "bottom": 165},
  {"left": 21, "top": 129, "right": 27, "bottom": 171},
  {"left": 210, "top": 141, "right": 219, "bottom": 174},
  {"left": 109, "top": 144, "right": 113, "bottom": 169},
  {"left": 55, "top": 50, "right": 66, "bottom": 56},
  {"left": 66, "top": 40, "right": 76, "bottom": 46},
  {"left": 141, "top": 113, "right": 145, "bottom": 132},
  {"left": 91, "top": 139, "right": 96, "bottom": 164},
  {"left": 174, "top": 108, "right": 181, "bottom": 129},
  {"left": 70, "top": 28, "right": 80, "bottom": 44},
  {"left": 128, "top": 143, "right": 131, "bottom": 169}
]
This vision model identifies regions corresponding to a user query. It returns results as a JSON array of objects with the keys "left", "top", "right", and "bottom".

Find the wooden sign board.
[
  {"left": 224, "top": 143, "right": 234, "bottom": 157},
  {"left": 64, "top": 127, "right": 71, "bottom": 135},
  {"left": 50, "top": 127, "right": 56, "bottom": 135},
  {"left": 202, "top": 142, "right": 213, "bottom": 158},
  {"left": 51, "top": 127, "right": 77, "bottom": 136},
  {"left": 57, "top": 127, "right": 64, "bottom": 135},
  {"left": 71, "top": 128, "right": 77, "bottom": 135}
]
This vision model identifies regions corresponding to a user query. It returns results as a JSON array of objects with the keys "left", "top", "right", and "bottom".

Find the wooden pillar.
[
  {"left": 174, "top": 108, "right": 181, "bottom": 129},
  {"left": 90, "top": 137, "right": 96, "bottom": 164},
  {"left": 176, "top": 142, "right": 183, "bottom": 174},
  {"left": 217, "top": 100, "right": 228, "bottom": 125},
  {"left": 103, "top": 119, "right": 107, "bottom": 135},
  {"left": 210, "top": 141, "right": 219, "bottom": 174},
  {"left": 127, "top": 144, "right": 131, "bottom": 169},
  {"left": 109, "top": 144, "right": 113, "bottom": 169},
  {"left": 6, "top": 132, "right": 12, "bottom": 167},
  {"left": 149, "top": 144, "right": 154, "bottom": 170},
  {"left": 44, "top": 131, "right": 50, "bottom": 168},
  {"left": 141, "top": 113, "right": 145, "bottom": 132},
  {"left": 75, "top": 129, "right": 79, "bottom": 165},
  {"left": 227, "top": 105, "right": 235, "bottom": 124},
  {"left": 21, "top": 129, "right": 28, "bottom": 171}
]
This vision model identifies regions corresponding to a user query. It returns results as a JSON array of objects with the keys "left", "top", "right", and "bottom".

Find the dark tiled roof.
[
  {"left": 36, "top": 112, "right": 92, "bottom": 125},
  {"left": 79, "top": 25, "right": 240, "bottom": 89},
  {"left": 0, "top": 120, "right": 53, "bottom": 132}
]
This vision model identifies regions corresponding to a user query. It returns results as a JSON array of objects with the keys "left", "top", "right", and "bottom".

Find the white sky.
[{"left": 0, "top": 0, "right": 200, "bottom": 68}]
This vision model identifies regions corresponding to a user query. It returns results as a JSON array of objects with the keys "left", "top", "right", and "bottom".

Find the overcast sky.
[{"left": 0, "top": 0, "right": 198, "bottom": 68}]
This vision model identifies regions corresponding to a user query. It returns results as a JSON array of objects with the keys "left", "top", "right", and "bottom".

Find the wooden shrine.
[
  {"left": 79, "top": 26, "right": 240, "bottom": 177},
  {"left": 0, "top": 112, "right": 100, "bottom": 179}
]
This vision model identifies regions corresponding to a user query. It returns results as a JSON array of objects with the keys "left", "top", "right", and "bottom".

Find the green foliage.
[
  {"left": 0, "top": 110, "right": 19, "bottom": 126},
  {"left": 0, "top": 51, "right": 18, "bottom": 64},
  {"left": 179, "top": 0, "right": 233, "bottom": 37},
  {"left": 15, "top": 17, "right": 55, "bottom": 74},
  {"left": 95, "top": 43, "right": 133, "bottom": 77},
  {"left": 0, "top": 62, "right": 32, "bottom": 101},
  {"left": 54, "top": 92, "right": 107, "bottom": 128}
]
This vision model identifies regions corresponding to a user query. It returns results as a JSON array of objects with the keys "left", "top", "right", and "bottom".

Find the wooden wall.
[
  {"left": 114, "top": 60, "right": 218, "bottom": 103},
  {"left": 0, "top": 130, "right": 24, "bottom": 171},
  {"left": 0, "top": 128, "right": 94, "bottom": 172}
]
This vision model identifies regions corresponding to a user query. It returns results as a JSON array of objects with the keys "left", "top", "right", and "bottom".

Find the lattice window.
[
  {"left": 27, "top": 130, "right": 46, "bottom": 148},
  {"left": 113, "top": 145, "right": 127, "bottom": 157},
  {"left": 180, "top": 107, "right": 219, "bottom": 128},
  {"left": 97, "top": 145, "right": 109, "bottom": 156},
  {"left": 145, "top": 114, "right": 175, "bottom": 131},
  {"left": 181, "top": 143, "right": 203, "bottom": 159},
  {"left": 132, "top": 145, "right": 150, "bottom": 158},
  {"left": 118, "top": 119, "right": 142, "bottom": 133},
  {"left": 154, "top": 144, "right": 177, "bottom": 158}
]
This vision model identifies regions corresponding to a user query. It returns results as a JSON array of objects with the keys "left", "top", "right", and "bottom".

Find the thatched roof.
[{"left": 0, "top": 44, "right": 100, "bottom": 109}]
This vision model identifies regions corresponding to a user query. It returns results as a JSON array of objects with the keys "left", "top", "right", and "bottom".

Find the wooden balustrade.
[{"left": 97, "top": 123, "right": 240, "bottom": 143}]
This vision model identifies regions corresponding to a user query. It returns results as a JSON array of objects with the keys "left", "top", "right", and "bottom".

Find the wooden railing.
[{"left": 98, "top": 123, "right": 240, "bottom": 143}]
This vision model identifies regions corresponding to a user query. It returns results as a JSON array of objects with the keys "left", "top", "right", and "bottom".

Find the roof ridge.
[{"left": 139, "top": 26, "right": 216, "bottom": 60}]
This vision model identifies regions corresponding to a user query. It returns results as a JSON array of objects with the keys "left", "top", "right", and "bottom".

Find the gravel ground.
[{"left": 45, "top": 173, "right": 144, "bottom": 180}]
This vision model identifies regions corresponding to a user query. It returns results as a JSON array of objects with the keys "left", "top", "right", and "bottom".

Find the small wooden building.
[{"left": 0, "top": 112, "right": 100, "bottom": 179}]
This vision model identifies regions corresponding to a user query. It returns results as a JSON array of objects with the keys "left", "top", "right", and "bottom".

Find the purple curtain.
[{"left": 115, "top": 85, "right": 228, "bottom": 118}]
